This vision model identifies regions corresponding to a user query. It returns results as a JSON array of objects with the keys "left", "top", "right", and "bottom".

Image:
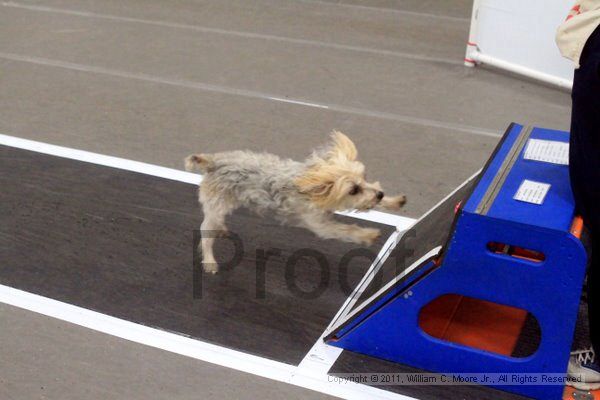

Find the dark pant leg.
[
  {"left": 590, "top": 237, "right": 600, "bottom": 352},
  {"left": 570, "top": 26, "right": 600, "bottom": 352}
]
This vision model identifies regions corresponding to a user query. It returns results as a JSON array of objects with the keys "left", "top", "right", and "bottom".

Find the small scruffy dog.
[{"left": 186, "top": 131, "right": 406, "bottom": 274}]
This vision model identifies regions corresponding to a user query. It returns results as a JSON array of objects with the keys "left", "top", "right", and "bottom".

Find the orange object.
[
  {"left": 571, "top": 216, "right": 584, "bottom": 239},
  {"left": 419, "top": 294, "right": 529, "bottom": 356},
  {"left": 563, "top": 386, "right": 600, "bottom": 399}
]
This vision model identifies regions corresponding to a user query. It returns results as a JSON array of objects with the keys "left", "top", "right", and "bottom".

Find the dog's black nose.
[{"left": 376, "top": 191, "right": 384, "bottom": 200}]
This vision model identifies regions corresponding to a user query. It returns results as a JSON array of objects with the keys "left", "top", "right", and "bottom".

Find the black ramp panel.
[
  {"left": 339, "top": 176, "right": 477, "bottom": 321},
  {"left": 0, "top": 146, "right": 393, "bottom": 364}
]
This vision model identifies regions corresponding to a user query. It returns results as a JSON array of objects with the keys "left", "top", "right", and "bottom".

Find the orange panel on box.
[
  {"left": 570, "top": 216, "right": 584, "bottom": 239},
  {"left": 563, "top": 386, "right": 600, "bottom": 399},
  {"left": 419, "top": 294, "right": 528, "bottom": 356}
]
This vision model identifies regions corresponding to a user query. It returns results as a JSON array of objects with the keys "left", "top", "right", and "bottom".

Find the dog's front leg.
[
  {"left": 302, "top": 215, "right": 381, "bottom": 246},
  {"left": 378, "top": 194, "right": 407, "bottom": 211}
]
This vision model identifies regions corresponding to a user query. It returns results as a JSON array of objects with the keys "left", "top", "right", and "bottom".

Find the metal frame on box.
[{"left": 465, "top": 0, "right": 573, "bottom": 90}]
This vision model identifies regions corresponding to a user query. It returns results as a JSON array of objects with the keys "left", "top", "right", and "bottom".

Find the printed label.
[
  {"left": 523, "top": 139, "right": 569, "bottom": 165},
  {"left": 514, "top": 180, "right": 551, "bottom": 205}
]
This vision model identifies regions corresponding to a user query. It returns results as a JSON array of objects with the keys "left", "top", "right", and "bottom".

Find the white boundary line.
[
  {"left": 0, "top": 285, "right": 413, "bottom": 400},
  {"left": 0, "top": 133, "right": 201, "bottom": 184},
  {"left": 0, "top": 133, "right": 414, "bottom": 228},
  {"left": 0, "top": 133, "right": 418, "bottom": 399},
  {"left": 338, "top": 209, "right": 413, "bottom": 228}
]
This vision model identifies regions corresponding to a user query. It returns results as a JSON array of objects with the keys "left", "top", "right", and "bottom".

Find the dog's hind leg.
[
  {"left": 199, "top": 185, "right": 236, "bottom": 274},
  {"left": 200, "top": 210, "right": 225, "bottom": 274}
]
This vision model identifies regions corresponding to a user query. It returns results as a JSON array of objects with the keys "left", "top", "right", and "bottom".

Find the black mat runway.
[
  {"left": 0, "top": 145, "right": 393, "bottom": 365},
  {"left": 4, "top": 145, "right": 579, "bottom": 400}
]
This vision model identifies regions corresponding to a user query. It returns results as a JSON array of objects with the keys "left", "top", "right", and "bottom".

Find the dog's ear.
[
  {"left": 294, "top": 168, "right": 335, "bottom": 206},
  {"left": 327, "top": 131, "right": 357, "bottom": 161}
]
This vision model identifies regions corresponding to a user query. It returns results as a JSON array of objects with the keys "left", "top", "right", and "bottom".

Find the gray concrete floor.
[
  {"left": 0, "top": 303, "right": 333, "bottom": 400},
  {"left": 0, "top": 0, "right": 573, "bottom": 399}
]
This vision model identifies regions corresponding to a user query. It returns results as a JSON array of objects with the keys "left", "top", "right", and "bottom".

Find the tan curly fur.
[{"left": 186, "top": 131, "right": 406, "bottom": 273}]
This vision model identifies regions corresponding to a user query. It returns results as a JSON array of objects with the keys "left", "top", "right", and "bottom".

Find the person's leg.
[
  {"left": 572, "top": 27, "right": 600, "bottom": 348},
  {"left": 568, "top": 25, "right": 600, "bottom": 389},
  {"left": 590, "top": 236, "right": 600, "bottom": 353}
]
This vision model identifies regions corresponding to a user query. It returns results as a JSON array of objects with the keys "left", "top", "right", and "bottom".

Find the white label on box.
[
  {"left": 514, "top": 180, "right": 551, "bottom": 205},
  {"left": 523, "top": 139, "right": 569, "bottom": 165}
]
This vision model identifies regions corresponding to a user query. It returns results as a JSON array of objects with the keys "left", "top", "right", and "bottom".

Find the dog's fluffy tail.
[{"left": 185, "top": 154, "right": 215, "bottom": 173}]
